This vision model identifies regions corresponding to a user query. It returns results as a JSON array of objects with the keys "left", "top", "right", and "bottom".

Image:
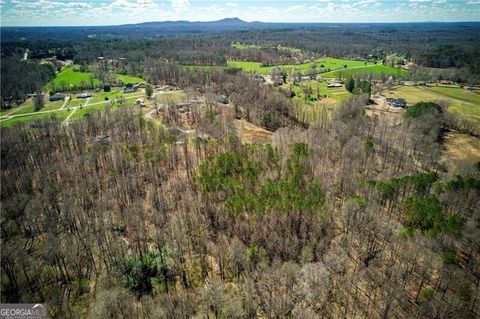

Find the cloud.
[
  {"left": 171, "top": 0, "right": 189, "bottom": 12},
  {"left": 11, "top": 0, "right": 92, "bottom": 9},
  {"left": 199, "top": 4, "right": 225, "bottom": 15},
  {"left": 111, "top": 0, "right": 137, "bottom": 8},
  {"left": 327, "top": 2, "right": 336, "bottom": 10},
  {"left": 109, "top": 0, "right": 157, "bottom": 10},
  {"left": 225, "top": 2, "right": 238, "bottom": 8},
  {"left": 360, "top": 0, "right": 376, "bottom": 4},
  {"left": 466, "top": 0, "right": 480, "bottom": 4}
]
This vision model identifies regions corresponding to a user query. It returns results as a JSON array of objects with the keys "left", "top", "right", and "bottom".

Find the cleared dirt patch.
[
  {"left": 316, "top": 97, "right": 337, "bottom": 106},
  {"left": 441, "top": 132, "right": 480, "bottom": 172},
  {"left": 233, "top": 119, "right": 273, "bottom": 144}
]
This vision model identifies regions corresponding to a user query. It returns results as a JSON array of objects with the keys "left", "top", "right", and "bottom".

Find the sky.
[{"left": 1, "top": 0, "right": 480, "bottom": 26}]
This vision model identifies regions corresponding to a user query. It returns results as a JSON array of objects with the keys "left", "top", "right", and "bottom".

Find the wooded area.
[{"left": 1, "top": 92, "right": 478, "bottom": 317}]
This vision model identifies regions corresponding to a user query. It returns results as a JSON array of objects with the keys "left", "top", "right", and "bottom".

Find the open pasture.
[
  {"left": 322, "top": 64, "right": 406, "bottom": 79},
  {"left": 46, "top": 65, "right": 101, "bottom": 91}
]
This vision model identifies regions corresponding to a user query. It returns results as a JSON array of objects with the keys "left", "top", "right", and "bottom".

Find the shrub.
[
  {"left": 405, "top": 102, "right": 441, "bottom": 119},
  {"left": 419, "top": 288, "right": 434, "bottom": 301}
]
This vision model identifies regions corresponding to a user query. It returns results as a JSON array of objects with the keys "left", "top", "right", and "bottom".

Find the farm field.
[
  {"left": 322, "top": 64, "right": 406, "bottom": 78},
  {"left": 182, "top": 64, "right": 225, "bottom": 72},
  {"left": 426, "top": 85, "right": 480, "bottom": 104},
  {"left": 384, "top": 86, "right": 442, "bottom": 104},
  {"left": 286, "top": 81, "right": 351, "bottom": 126},
  {"left": 290, "top": 80, "right": 352, "bottom": 104},
  {"left": 441, "top": 132, "right": 480, "bottom": 173},
  {"left": 232, "top": 42, "right": 302, "bottom": 53},
  {"left": 231, "top": 43, "right": 261, "bottom": 50},
  {"left": 115, "top": 74, "right": 144, "bottom": 84},
  {"left": 385, "top": 85, "right": 480, "bottom": 129},
  {"left": 156, "top": 92, "right": 187, "bottom": 104},
  {"left": 227, "top": 57, "right": 376, "bottom": 75},
  {"left": 449, "top": 104, "right": 480, "bottom": 125},
  {"left": 46, "top": 65, "right": 101, "bottom": 91}
]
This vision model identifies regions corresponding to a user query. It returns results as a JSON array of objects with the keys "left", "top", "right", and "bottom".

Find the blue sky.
[{"left": 1, "top": 0, "right": 480, "bottom": 26}]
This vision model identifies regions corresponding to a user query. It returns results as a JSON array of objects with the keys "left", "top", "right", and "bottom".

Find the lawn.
[
  {"left": 89, "top": 89, "right": 136, "bottom": 104},
  {"left": 1, "top": 110, "right": 70, "bottom": 128},
  {"left": 71, "top": 104, "right": 114, "bottom": 119},
  {"left": 449, "top": 104, "right": 480, "bottom": 125},
  {"left": 6, "top": 99, "right": 64, "bottom": 115},
  {"left": 71, "top": 97, "right": 142, "bottom": 119},
  {"left": 226, "top": 57, "right": 377, "bottom": 75},
  {"left": 322, "top": 64, "right": 406, "bottom": 79},
  {"left": 231, "top": 43, "right": 301, "bottom": 53},
  {"left": 115, "top": 74, "right": 144, "bottom": 84},
  {"left": 182, "top": 64, "right": 226, "bottom": 72},
  {"left": 156, "top": 92, "right": 187, "bottom": 105},
  {"left": 290, "top": 81, "right": 352, "bottom": 104},
  {"left": 46, "top": 65, "right": 101, "bottom": 91},
  {"left": 67, "top": 89, "right": 144, "bottom": 107},
  {"left": 232, "top": 43, "right": 261, "bottom": 50},
  {"left": 441, "top": 132, "right": 480, "bottom": 174},
  {"left": 426, "top": 86, "right": 480, "bottom": 104},
  {"left": 383, "top": 86, "right": 442, "bottom": 105},
  {"left": 0, "top": 107, "right": 14, "bottom": 116},
  {"left": 386, "top": 85, "right": 480, "bottom": 130}
]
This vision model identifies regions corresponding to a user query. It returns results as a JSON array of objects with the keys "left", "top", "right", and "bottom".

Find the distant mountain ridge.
[
  {"left": 117, "top": 17, "right": 267, "bottom": 31},
  {"left": 2, "top": 19, "right": 479, "bottom": 41},
  {"left": 125, "top": 18, "right": 251, "bottom": 26}
]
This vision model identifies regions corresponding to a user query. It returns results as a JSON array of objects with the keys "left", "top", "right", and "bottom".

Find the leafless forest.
[{"left": 1, "top": 73, "right": 479, "bottom": 318}]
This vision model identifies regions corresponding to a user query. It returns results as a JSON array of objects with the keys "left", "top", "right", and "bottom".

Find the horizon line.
[{"left": 2, "top": 18, "right": 480, "bottom": 28}]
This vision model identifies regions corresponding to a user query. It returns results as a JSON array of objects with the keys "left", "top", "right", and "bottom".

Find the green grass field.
[
  {"left": 71, "top": 103, "right": 118, "bottom": 119},
  {"left": 226, "top": 57, "right": 376, "bottom": 75},
  {"left": 68, "top": 89, "right": 144, "bottom": 107},
  {"left": 182, "top": 64, "right": 226, "bottom": 72},
  {"left": 46, "top": 66, "right": 101, "bottom": 91},
  {"left": 1, "top": 110, "right": 70, "bottom": 128},
  {"left": 449, "top": 104, "right": 480, "bottom": 125},
  {"left": 384, "top": 86, "right": 441, "bottom": 104},
  {"left": 426, "top": 86, "right": 480, "bottom": 104},
  {"left": 289, "top": 81, "right": 352, "bottom": 104},
  {"left": 5, "top": 98, "right": 64, "bottom": 115},
  {"left": 156, "top": 92, "right": 187, "bottom": 104},
  {"left": 115, "top": 74, "right": 144, "bottom": 84},
  {"left": 232, "top": 43, "right": 261, "bottom": 50},
  {"left": 1, "top": 91, "right": 187, "bottom": 128},
  {"left": 231, "top": 43, "right": 301, "bottom": 53},
  {"left": 386, "top": 85, "right": 480, "bottom": 130},
  {"left": 70, "top": 93, "right": 154, "bottom": 119},
  {"left": 322, "top": 64, "right": 406, "bottom": 78}
]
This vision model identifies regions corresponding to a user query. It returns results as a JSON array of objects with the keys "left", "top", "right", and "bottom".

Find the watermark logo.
[{"left": 0, "top": 304, "right": 47, "bottom": 319}]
